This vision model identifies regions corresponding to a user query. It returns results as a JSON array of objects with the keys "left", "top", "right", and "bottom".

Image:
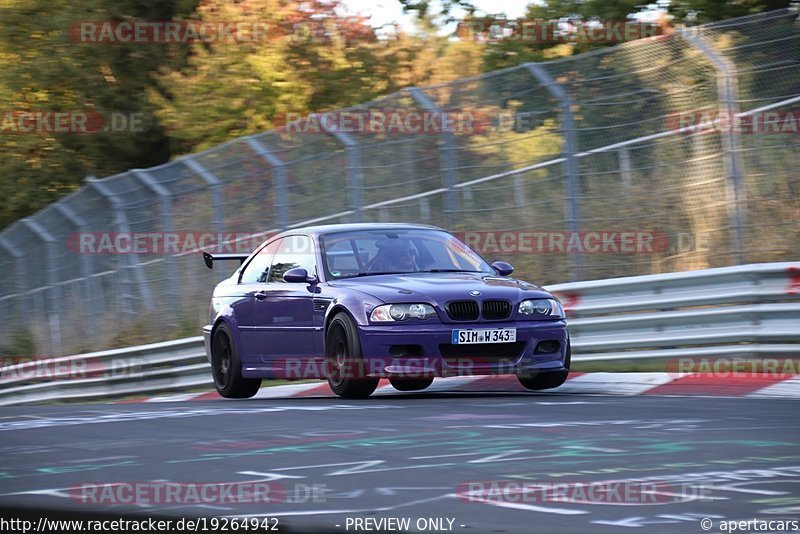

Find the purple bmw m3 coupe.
[{"left": 202, "top": 223, "right": 570, "bottom": 398}]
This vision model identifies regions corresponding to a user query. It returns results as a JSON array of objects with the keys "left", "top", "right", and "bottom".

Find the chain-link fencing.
[{"left": 1, "top": 9, "right": 798, "bottom": 356}]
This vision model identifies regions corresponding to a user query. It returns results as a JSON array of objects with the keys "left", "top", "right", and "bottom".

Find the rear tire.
[
  {"left": 211, "top": 323, "right": 261, "bottom": 399},
  {"left": 517, "top": 338, "right": 571, "bottom": 391},
  {"left": 326, "top": 313, "right": 379, "bottom": 398},
  {"left": 389, "top": 377, "right": 434, "bottom": 392}
]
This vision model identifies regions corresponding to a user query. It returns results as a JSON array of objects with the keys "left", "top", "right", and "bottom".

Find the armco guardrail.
[
  {"left": 0, "top": 337, "right": 209, "bottom": 406},
  {"left": 1, "top": 262, "right": 798, "bottom": 406},
  {"left": 548, "top": 261, "right": 800, "bottom": 362}
]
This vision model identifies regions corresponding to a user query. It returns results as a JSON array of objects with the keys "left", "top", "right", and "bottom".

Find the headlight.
[
  {"left": 370, "top": 303, "right": 437, "bottom": 322},
  {"left": 518, "top": 298, "right": 564, "bottom": 318}
]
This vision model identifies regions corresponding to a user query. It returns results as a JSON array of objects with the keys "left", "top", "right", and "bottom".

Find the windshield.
[{"left": 320, "top": 229, "right": 493, "bottom": 279}]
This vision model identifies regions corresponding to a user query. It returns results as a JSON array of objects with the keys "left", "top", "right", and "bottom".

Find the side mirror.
[
  {"left": 491, "top": 261, "right": 514, "bottom": 276},
  {"left": 283, "top": 267, "right": 317, "bottom": 284}
]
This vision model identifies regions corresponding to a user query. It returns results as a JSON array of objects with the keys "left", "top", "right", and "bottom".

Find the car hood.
[{"left": 329, "top": 272, "right": 553, "bottom": 304}]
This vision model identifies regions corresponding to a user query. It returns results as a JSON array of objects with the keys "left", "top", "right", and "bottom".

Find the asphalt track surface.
[{"left": 1, "top": 392, "right": 799, "bottom": 533}]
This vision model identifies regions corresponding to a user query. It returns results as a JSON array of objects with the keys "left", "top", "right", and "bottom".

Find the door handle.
[{"left": 254, "top": 291, "right": 268, "bottom": 300}]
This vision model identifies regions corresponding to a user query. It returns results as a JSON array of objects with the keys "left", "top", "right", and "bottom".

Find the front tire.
[
  {"left": 211, "top": 323, "right": 261, "bottom": 399},
  {"left": 326, "top": 313, "right": 379, "bottom": 398},
  {"left": 389, "top": 377, "right": 434, "bottom": 391},
  {"left": 517, "top": 338, "right": 571, "bottom": 391}
]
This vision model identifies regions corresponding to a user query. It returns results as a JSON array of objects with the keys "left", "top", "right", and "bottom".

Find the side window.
[
  {"left": 325, "top": 239, "right": 364, "bottom": 272},
  {"left": 239, "top": 240, "right": 281, "bottom": 284},
  {"left": 268, "top": 235, "right": 316, "bottom": 283}
]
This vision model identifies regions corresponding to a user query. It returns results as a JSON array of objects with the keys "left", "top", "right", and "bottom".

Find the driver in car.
[{"left": 370, "top": 239, "right": 418, "bottom": 272}]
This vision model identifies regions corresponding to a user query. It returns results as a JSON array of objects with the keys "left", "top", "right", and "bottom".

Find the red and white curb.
[{"left": 129, "top": 372, "right": 800, "bottom": 403}]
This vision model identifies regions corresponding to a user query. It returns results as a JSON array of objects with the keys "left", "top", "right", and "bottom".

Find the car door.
[
  {"left": 235, "top": 239, "right": 281, "bottom": 361},
  {"left": 254, "top": 235, "right": 318, "bottom": 365}
]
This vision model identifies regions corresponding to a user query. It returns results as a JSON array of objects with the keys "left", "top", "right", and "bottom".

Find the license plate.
[{"left": 452, "top": 328, "right": 517, "bottom": 344}]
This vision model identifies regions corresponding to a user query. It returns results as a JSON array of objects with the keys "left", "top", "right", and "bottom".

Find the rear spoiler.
[{"left": 203, "top": 252, "right": 249, "bottom": 269}]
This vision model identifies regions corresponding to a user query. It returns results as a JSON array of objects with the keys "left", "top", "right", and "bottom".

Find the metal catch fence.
[{"left": 0, "top": 9, "right": 798, "bottom": 356}]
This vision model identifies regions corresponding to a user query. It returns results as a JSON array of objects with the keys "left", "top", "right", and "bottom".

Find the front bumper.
[{"left": 358, "top": 319, "right": 568, "bottom": 377}]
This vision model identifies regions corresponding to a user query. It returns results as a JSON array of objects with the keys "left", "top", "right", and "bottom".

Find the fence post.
[
  {"left": 618, "top": 148, "right": 633, "bottom": 188},
  {"left": 525, "top": 63, "right": 584, "bottom": 282},
  {"left": 21, "top": 218, "right": 62, "bottom": 356},
  {"left": 407, "top": 87, "right": 459, "bottom": 226},
  {"left": 54, "top": 203, "right": 97, "bottom": 336},
  {"left": 514, "top": 176, "right": 527, "bottom": 209},
  {"left": 419, "top": 197, "right": 431, "bottom": 221},
  {"left": 183, "top": 157, "right": 225, "bottom": 236},
  {"left": 132, "top": 169, "right": 178, "bottom": 324},
  {"left": 243, "top": 138, "right": 290, "bottom": 229},
  {"left": 680, "top": 29, "right": 747, "bottom": 264},
  {"left": 0, "top": 235, "right": 28, "bottom": 349},
  {"left": 86, "top": 176, "right": 154, "bottom": 314},
  {"left": 322, "top": 122, "right": 363, "bottom": 223}
]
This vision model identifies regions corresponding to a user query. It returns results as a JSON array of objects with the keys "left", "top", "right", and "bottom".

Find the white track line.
[
  {"left": 555, "top": 372, "right": 677, "bottom": 395},
  {"left": 134, "top": 373, "right": 800, "bottom": 402}
]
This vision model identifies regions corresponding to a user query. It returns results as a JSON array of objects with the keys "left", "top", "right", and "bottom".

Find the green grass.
[{"left": 571, "top": 359, "right": 676, "bottom": 373}]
